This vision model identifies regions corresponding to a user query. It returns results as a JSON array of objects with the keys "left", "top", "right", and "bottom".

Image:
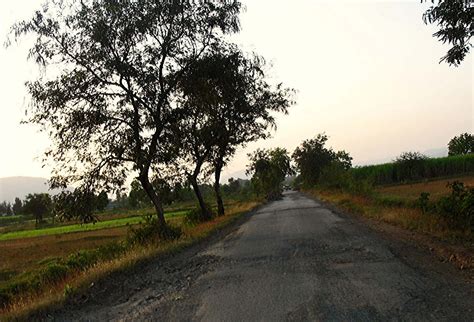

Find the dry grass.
[
  {"left": 308, "top": 189, "right": 471, "bottom": 242},
  {"left": 0, "top": 201, "right": 261, "bottom": 320},
  {"left": 377, "top": 175, "right": 474, "bottom": 201}
]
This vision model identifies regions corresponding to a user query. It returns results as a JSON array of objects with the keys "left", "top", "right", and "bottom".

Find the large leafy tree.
[
  {"left": 423, "top": 0, "right": 473, "bottom": 66},
  {"left": 176, "top": 45, "right": 294, "bottom": 216},
  {"left": 23, "top": 193, "right": 52, "bottom": 224},
  {"left": 12, "top": 198, "right": 23, "bottom": 215},
  {"left": 292, "top": 134, "right": 352, "bottom": 188},
  {"left": 11, "top": 0, "right": 241, "bottom": 227},
  {"left": 448, "top": 133, "right": 474, "bottom": 155},
  {"left": 247, "top": 148, "right": 294, "bottom": 200}
]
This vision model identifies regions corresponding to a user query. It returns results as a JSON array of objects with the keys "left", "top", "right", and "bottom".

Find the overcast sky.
[{"left": 0, "top": 0, "right": 472, "bottom": 181}]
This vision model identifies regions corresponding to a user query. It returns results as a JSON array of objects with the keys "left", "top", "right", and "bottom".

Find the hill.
[{"left": 0, "top": 177, "right": 61, "bottom": 203}]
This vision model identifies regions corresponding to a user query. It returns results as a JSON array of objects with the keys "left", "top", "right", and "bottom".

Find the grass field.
[
  {"left": 0, "top": 210, "right": 188, "bottom": 241},
  {"left": 376, "top": 175, "right": 474, "bottom": 202},
  {"left": 0, "top": 200, "right": 261, "bottom": 319},
  {"left": 309, "top": 174, "right": 474, "bottom": 243}
]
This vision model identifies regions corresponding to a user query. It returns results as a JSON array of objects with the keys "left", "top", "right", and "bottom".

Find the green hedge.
[{"left": 351, "top": 154, "right": 474, "bottom": 186}]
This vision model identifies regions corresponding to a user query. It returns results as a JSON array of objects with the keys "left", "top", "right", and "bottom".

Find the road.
[{"left": 54, "top": 191, "right": 473, "bottom": 321}]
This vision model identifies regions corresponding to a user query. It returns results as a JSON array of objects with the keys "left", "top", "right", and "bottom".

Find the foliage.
[
  {"left": 12, "top": 198, "right": 23, "bottom": 215},
  {"left": 0, "top": 202, "right": 13, "bottom": 216},
  {"left": 247, "top": 148, "right": 294, "bottom": 200},
  {"left": 173, "top": 44, "right": 294, "bottom": 217},
  {"left": 95, "top": 191, "right": 109, "bottom": 212},
  {"left": 23, "top": 193, "right": 52, "bottom": 224},
  {"left": 448, "top": 133, "right": 474, "bottom": 156},
  {"left": 184, "top": 205, "right": 216, "bottom": 226},
  {"left": 393, "top": 152, "right": 428, "bottom": 182},
  {"left": 292, "top": 134, "right": 352, "bottom": 188},
  {"left": 52, "top": 189, "right": 98, "bottom": 224},
  {"left": 416, "top": 192, "right": 431, "bottom": 214},
  {"left": 352, "top": 154, "right": 474, "bottom": 186},
  {"left": 128, "top": 179, "right": 173, "bottom": 209},
  {"left": 436, "top": 181, "right": 474, "bottom": 230},
  {"left": 422, "top": 0, "right": 473, "bottom": 66},
  {"left": 126, "top": 217, "right": 182, "bottom": 245},
  {"left": 11, "top": 0, "right": 242, "bottom": 226}
]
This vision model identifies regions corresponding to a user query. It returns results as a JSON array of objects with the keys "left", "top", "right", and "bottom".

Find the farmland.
[
  {"left": 0, "top": 199, "right": 261, "bottom": 318},
  {"left": 351, "top": 154, "right": 474, "bottom": 186},
  {"left": 0, "top": 210, "right": 188, "bottom": 241},
  {"left": 377, "top": 175, "right": 474, "bottom": 202}
]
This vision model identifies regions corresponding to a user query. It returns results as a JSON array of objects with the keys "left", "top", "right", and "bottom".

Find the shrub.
[
  {"left": 184, "top": 205, "right": 215, "bottom": 225},
  {"left": 41, "top": 263, "right": 69, "bottom": 284},
  {"left": 416, "top": 192, "right": 431, "bottom": 214},
  {"left": 319, "top": 163, "right": 352, "bottom": 190},
  {"left": 436, "top": 181, "right": 474, "bottom": 230},
  {"left": 127, "top": 216, "right": 182, "bottom": 244}
]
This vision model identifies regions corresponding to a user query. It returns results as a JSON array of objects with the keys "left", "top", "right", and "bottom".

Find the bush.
[
  {"left": 184, "top": 205, "right": 215, "bottom": 225},
  {"left": 319, "top": 163, "right": 352, "bottom": 190},
  {"left": 416, "top": 192, "right": 431, "bottom": 214},
  {"left": 41, "top": 263, "right": 69, "bottom": 284},
  {"left": 436, "top": 181, "right": 474, "bottom": 230},
  {"left": 318, "top": 162, "right": 374, "bottom": 196},
  {"left": 127, "top": 216, "right": 182, "bottom": 244}
]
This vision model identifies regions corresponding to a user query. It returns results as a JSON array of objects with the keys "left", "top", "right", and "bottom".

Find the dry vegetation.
[
  {"left": 306, "top": 176, "right": 474, "bottom": 270},
  {"left": 0, "top": 201, "right": 261, "bottom": 320},
  {"left": 377, "top": 175, "right": 474, "bottom": 201}
]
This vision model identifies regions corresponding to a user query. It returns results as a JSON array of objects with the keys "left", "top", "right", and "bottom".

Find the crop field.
[
  {"left": 0, "top": 210, "right": 188, "bottom": 241},
  {"left": 376, "top": 175, "right": 474, "bottom": 202},
  {"left": 0, "top": 209, "right": 187, "bottom": 291},
  {"left": 0, "top": 200, "right": 261, "bottom": 317},
  {"left": 352, "top": 154, "right": 474, "bottom": 186}
]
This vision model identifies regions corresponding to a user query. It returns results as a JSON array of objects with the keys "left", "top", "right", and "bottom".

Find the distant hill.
[{"left": 0, "top": 177, "right": 64, "bottom": 203}]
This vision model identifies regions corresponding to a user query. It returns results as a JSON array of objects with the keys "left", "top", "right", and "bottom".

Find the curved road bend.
[{"left": 54, "top": 191, "right": 473, "bottom": 321}]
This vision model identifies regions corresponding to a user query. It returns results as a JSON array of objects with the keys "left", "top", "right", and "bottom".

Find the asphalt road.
[{"left": 54, "top": 191, "right": 473, "bottom": 321}]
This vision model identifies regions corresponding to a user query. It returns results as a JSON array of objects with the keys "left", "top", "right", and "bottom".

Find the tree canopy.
[
  {"left": 448, "top": 133, "right": 474, "bottom": 156},
  {"left": 423, "top": 0, "right": 473, "bottom": 66},
  {"left": 292, "top": 134, "right": 352, "bottom": 188},
  {"left": 174, "top": 44, "right": 294, "bottom": 216},
  {"left": 247, "top": 148, "right": 294, "bottom": 200},
  {"left": 12, "top": 0, "right": 242, "bottom": 227}
]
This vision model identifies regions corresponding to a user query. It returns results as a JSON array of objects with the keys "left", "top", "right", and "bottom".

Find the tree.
[
  {"left": 394, "top": 151, "right": 428, "bottom": 181},
  {"left": 11, "top": 0, "right": 242, "bottom": 230},
  {"left": 129, "top": 178, "right": 173, "bottom": 209},
  {"left": 23, "top": 193, "right": 52, "bottom": 224},
  {"left": 423, "top": 0, "right": 473, "bottom": 66},
  {"left": 53, "top": 189, "right": 97, "bottom": 223},
  {"left": 12, "top": 197, "right": 23, "bottom": 215},
  {"left": 247, "top": 148, "right": 293, "bottom": 200},
  {"left": 448, "top": 133, "right": 474, "bottom": 156},
  {"left": 96, "top": 191, "right": 109, "bottom": 212},
  {"left": 0, "top": 202, "right": 13, "bottom": 216},
  {"left": 292, "top": 134, "right": 353, "bottom": 187},
  {"left": 176, "top": 45, "right": 294, "bottom": 216}
]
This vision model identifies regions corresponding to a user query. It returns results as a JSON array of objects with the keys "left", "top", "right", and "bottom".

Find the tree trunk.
[
  {"left": 190, "top": 177, "right": 212, "bottom": 221},
  {"left": 139, "top": 176, "right": 166, "bottom": 227},
  {"left": 214, "top": 161, "right": 225, "bottom": 216}
]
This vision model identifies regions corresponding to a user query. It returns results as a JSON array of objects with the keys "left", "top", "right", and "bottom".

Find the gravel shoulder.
[{"left": 51, "top": 192, "right": 473, "bottom": 321}]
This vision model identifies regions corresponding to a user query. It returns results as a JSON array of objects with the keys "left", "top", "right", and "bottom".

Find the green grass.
[{"left": 0, "top": 211, "right": 188, "bottom": 241}]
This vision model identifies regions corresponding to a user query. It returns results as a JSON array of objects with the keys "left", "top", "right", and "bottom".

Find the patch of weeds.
[
  {"left": 127, "top": 217, "right": 182, "bottom": 245},
  {"left": 184, "top": 205, "right": 215, "bottom": 226},
  {"left": 63, "top": 284, "right": 75, "bottom": 297}
]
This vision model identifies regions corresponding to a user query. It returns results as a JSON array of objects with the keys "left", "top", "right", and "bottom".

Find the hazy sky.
[{"left": 0, "top": 0, "right": 472, "bottom": 181}]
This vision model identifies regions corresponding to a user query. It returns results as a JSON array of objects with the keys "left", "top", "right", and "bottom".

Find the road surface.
[{"left": 54, "top": 191, "right": 473, "bottom": 321}]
